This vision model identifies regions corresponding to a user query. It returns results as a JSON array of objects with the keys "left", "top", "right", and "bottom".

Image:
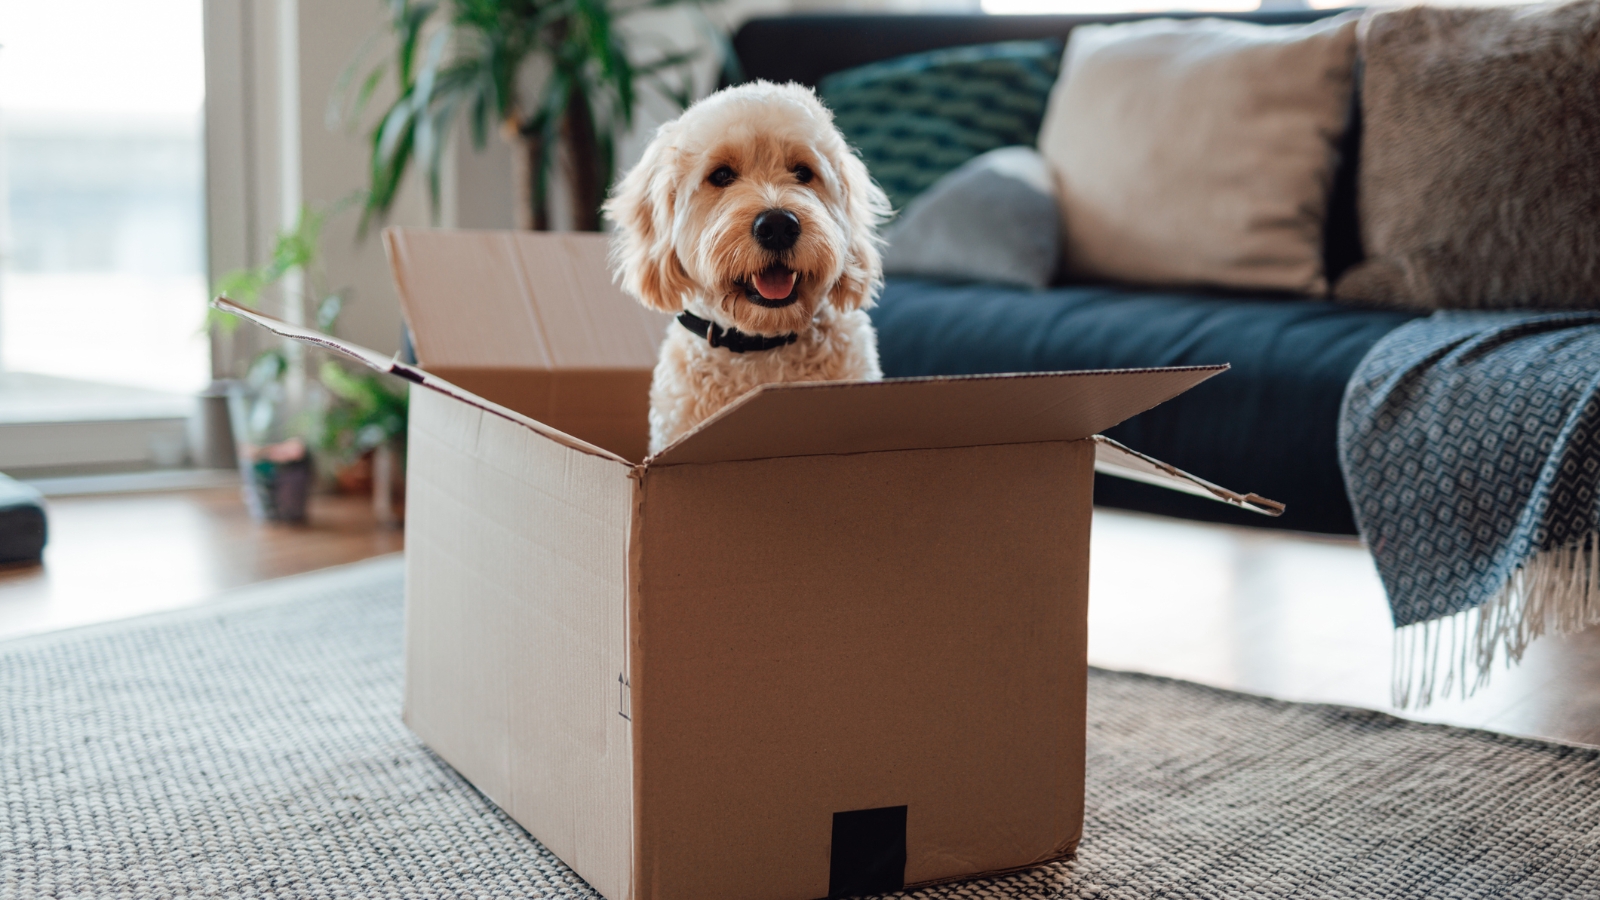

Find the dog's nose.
[{"left": 752, "top": 209, "right": 801, "bottom": 251}]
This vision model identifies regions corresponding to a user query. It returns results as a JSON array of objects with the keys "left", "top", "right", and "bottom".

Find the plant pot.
[
  {"left": 191, "top": 379, "right": 241, "bottom": 469},
  {"left": 227, "top": 381, "right": 314, "bottom": 524},
  {"left": 330, "top": 443, "right": 405, "bottom": 527},
  {"left": 334, "top": 451, "right": 374, "bottom": 496},
  {"left": 240, "top": 443, "right": 314, "bottom": 523},
  {"left": 371, "top": 439, "right": 404, "bottom": 527}
]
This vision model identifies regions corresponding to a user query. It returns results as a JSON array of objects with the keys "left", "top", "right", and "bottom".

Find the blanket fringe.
[{"left": 1393, "top": 532, "right": 1600, "bottom": 709}]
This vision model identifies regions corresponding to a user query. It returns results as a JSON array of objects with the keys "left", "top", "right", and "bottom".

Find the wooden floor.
[
  {"left": 2, "top": 488, "right": 1596, "bottom": 746},
  {"left": 1088, "top": 511, "right": 1600, "bottom": 747},
  {"left": 0, "top": 487, "right": 402, "bottom": 638}
]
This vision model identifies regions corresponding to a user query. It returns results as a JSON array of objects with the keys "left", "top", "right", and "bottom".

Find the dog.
[{"left": 605, "top": 81, "right": 891, "bottom": 455}]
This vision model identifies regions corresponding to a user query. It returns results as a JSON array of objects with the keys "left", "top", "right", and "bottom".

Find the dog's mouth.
[{"left": 739, "top": 265, "right": 799, "bottom": 308}]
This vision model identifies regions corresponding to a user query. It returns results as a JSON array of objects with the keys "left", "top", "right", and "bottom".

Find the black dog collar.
[{"left": 677, "top": 311, "right": 798, "bottom": 353}]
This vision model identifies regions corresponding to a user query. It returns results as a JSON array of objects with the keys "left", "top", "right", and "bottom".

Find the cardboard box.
[{"left": 214, "top": 228, "right": 1281, "bottom": 900}]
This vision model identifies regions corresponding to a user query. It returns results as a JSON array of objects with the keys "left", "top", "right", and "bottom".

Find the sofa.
[{"left": 732, "top": 10, "right": 1420, "bottom": 536}]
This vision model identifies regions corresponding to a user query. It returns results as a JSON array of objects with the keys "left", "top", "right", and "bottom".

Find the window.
[
  {"left": 0, "top": 0, "right": 209, "bottom": 472},
  {"left": 0, "top": 0, "right": 209, "bottom": 396}
]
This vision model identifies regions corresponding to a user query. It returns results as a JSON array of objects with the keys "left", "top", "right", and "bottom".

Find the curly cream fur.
[{"left": 605, "top": 81, "right": 890, "bottom": 454}]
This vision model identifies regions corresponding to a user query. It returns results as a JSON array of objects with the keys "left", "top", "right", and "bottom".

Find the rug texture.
[{"left": 3, "top": 557, "right": 1599, "bottom": 899}]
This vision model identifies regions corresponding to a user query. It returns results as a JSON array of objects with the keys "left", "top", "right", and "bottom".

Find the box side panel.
[
  {"left": 428, "top": 367, "right": 653, "bottom": 465},
  {"left": 632, "top": 441, "right": 1092, "bottom": 900},
  {"left": 404, "top": 389, "right": 636, "bottom": 900},
  {"left": 512, "top": 233, "right": 673, "bottom": 370},
  {"left": 386, "top": 228, "right": 556, "bottom": 369}
]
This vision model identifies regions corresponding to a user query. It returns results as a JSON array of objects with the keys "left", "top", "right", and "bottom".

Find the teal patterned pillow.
[{"left": 819, "top": 39, "right": 1063, "bottom": 213}]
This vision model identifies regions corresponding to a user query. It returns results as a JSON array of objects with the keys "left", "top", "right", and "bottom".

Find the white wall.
[
  {"left": 792, "top": 0, "right": 979, "bottom": 10},
  {"left": 296, "top": 3, "right": 434, "bottom": 357},
  {"left": 204, "top": 0, "right": 430, "bottom": 367}
]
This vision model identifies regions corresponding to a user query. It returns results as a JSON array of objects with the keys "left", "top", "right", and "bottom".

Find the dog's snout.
[{"left": 752, "top": 209, "right": 801, "bottom": 251}]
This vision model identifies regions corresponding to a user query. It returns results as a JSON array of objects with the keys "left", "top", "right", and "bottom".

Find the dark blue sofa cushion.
[{"left": 870, "top": 278, "right": 1420, "bottom": 534}]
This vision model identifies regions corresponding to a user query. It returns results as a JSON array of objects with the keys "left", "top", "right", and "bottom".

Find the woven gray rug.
[{"left": 3, "top": 557, "right": 1598, "bottom": 899}]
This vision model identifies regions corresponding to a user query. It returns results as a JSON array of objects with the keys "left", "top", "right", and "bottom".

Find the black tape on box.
[{"left": 827, "top": 805, "right": 906, "bottom": 898}]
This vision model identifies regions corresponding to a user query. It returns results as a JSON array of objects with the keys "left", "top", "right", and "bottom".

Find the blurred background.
[{"left": 0, "top": 0, "right": 1502, "bottom": 483}]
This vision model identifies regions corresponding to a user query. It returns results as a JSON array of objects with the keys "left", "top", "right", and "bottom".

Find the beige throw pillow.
[
  {"left": 1334, "top": 1, "right": 1600, "bottom": 310},
  {"left": 1037, "top": 16, "right": 1358, "bottom": 294}
]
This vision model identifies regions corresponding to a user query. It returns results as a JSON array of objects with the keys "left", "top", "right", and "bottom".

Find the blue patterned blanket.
[{"left": 1340, "top": 311, "right": 1600, "bottom": 706}]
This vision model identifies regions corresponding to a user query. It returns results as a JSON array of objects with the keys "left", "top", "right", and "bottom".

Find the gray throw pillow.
[
  {"left": 881, "top": 146, "right": 1060, "bottom": 290},
  {"left": 1334, "top": 1, "right": 1600, "bottom": 310}
]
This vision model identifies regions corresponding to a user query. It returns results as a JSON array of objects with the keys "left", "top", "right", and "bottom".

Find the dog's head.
[{"left": 605, "top": 81, "right": 890, "bottom": 336}]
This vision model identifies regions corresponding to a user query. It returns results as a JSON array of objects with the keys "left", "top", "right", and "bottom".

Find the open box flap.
[
  {"left": 209, "top": 297, "right": 633, "bottom": 465},
  {"left": 383, "top": 228, "right": 672, "bottom": 371},
  {"left": 1093, "top": 436, "right": 1284, "bottom": 516},
  {"left": 649, "top": 365, "right": 1228, "bottom": 466}
]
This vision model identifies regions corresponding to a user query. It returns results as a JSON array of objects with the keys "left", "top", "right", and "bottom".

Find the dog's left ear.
[{"left": 830, "top": 146, "right": 892, "bottom": 312}]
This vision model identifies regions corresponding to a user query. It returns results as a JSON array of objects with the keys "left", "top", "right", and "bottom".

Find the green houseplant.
[
  {"left": 215, "top": 203, "right": 409, "bottom": 523},
  {"left": 342, "top": 0, "right": 732, "bottom": 232}
]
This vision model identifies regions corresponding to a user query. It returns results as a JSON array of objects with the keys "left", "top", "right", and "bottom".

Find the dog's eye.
[
  {"left": 792, "top": 164, "right": 814, "bottom": 184},
  {"left": 708, "top": 166, "right": 737, "bottom": 188}
]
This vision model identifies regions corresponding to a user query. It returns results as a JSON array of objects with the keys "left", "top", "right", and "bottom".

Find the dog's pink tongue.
[{"left": 754, "top": 267, "right": 797, "bottom": 300}]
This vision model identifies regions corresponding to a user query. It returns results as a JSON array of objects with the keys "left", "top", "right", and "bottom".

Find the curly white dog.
[{"left": 606, "top": 81, "right": 891, "bottom": 455}]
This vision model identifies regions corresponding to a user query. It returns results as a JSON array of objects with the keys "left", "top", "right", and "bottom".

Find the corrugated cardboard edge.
[
  {"left": 1093, "top": 436, "right": 1284, "bottom": 516},
  {"left": 625, "top": 468, "right": 647, "bottom": 900},
  {"left": 646, "top": 365, "right": 1230, "bottom": 466},
  {"left": 628, "top": 441, "right": 1092, "bottom": 899},
  {"left": 210, "top": 296, "right": 633, "bottom": 467}
]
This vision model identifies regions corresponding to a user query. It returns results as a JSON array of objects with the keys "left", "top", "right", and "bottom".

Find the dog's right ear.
[{"left": 604, "top": 124, "right": 694, "bottom": 313}]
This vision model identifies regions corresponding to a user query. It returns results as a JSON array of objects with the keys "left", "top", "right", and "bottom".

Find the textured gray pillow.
[
  {"left": 881, "top": 146, "right": 1060, "bottom": 290},
  {"left": 1334, "top": 1, "right": 1600, "bottom": 310}
]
